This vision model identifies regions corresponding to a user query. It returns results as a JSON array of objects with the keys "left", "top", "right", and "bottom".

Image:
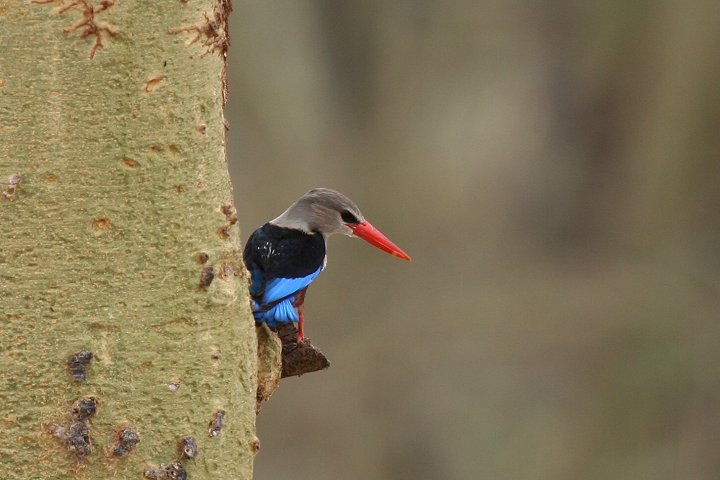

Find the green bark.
[{"left": 0, "top": 1, "right": 256, "bottom": 479}]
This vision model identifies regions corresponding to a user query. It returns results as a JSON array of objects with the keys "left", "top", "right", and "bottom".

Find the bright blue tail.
[{"left": 253, "top": 297, "right": 299, "bottom": 327}]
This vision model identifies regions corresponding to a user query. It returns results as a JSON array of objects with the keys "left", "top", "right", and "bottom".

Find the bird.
[{"left": 243, "top": 188, "right": 411, "bottom": 343}]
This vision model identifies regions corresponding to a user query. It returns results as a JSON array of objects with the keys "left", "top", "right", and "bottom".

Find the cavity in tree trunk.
[{"left": 0, "top": 1, "right": 257, "bottom": 479}]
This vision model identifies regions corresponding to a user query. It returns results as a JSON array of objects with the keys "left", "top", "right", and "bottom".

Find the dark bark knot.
[
  {"left": 50, "top": 396, "right": 99, "bottom": 459},
  {"left": 199, "top": 266, "right": 215, "bottom": 290},
  {"left": 68, "top": 348, "right": 93, "bottom": 382},
  {"left": 71, "top": 396, "right": 98, "bottom": 421},
  {"left": 113, "top": 425, "right": 140, "bottom": 458},
  {"left": 177, "top": 436, "right": 198, "bottom": 460},
  {"left": 144, "top": 460, "right": 187, "bottom": 480}
]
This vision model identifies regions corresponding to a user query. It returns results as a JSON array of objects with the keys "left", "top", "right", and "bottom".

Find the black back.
[{"left": 243, "top": 223, "right": 326, "bottom": 281}]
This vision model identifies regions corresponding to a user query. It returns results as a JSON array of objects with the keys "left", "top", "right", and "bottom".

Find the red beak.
[{"left": 349, "top": 221, "right": 412, "bottom": 261}]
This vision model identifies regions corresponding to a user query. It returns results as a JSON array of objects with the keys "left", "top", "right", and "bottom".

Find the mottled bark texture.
[{"left": 0, "top": 1, "right": 257, "bottom": 479}]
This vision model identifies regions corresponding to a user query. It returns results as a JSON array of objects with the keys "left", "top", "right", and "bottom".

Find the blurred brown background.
[{"left": 226, "top": 2, "right": 720, "bottom": 479}]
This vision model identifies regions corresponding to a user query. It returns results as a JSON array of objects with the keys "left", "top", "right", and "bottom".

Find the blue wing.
[{"left": 261, "top": 266, "right": 322, "bottom": 305}]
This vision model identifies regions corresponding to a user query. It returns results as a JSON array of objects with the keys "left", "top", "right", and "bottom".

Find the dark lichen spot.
[
  {"left": 65, "top": 421, "right": 92, "bottom": 457},
  {"left": 145, "top": 460, "right": 187, "bottom": 480},
  {"left": 208, "top": 409, "right": 225, "bottom": 437},
  {"left": 51, "top": 421, "right": 92, "bottom": 458},
  {"left": 71, "top": 396, "right": 98, "bottom": 421},
  {"left": 50, "top": 395, "right": 100, "bottom": 459},
  {"left": 196, "top": 252, "right": 209, "bottom": 264},
  {"left": 68, "top": 348, "right": 93, "bottom": 382},
  {"left": 165, "top": 461, "right": 187, "bottom": 480},
  {"left": 196, "top": 123, "right": 207, "bottom": 135},
  {"left": 251, "top": 437, "right": 261, "bottom": 455},
  {"left": 113, "top": 425, "right": 140, "bottom": 458},
  {"left": 177, "top": 436, "right": 198, "bottom": 459},
  {"left": 199, "top": 266, "right": 214, "bottom": 290}
]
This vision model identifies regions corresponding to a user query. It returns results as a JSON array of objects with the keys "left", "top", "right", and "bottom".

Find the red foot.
[{"left": 296, "top": 312, "right": 305, "bottom": 344}]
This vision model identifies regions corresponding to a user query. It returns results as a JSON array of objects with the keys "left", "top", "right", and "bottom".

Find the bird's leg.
[
  {"left": 296, "top": 310, "right": 305, "bottom": 344},
  {"left": 293, "top": 288, "right": 308, "bottom": 344}
]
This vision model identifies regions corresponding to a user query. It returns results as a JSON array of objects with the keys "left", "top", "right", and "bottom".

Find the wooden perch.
[
  {"left": 275, "top": 323, "right": 331, "bottom": 378},
  {"left": 255, "top": 323, "right": 330, "bottom": 413}
]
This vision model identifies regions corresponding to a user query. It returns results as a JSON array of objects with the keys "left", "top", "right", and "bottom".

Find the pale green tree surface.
[{"left": 0, "top": 1, "right": 257, "bottom": 479}]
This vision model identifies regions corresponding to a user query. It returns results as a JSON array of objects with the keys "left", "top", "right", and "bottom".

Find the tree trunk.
[{"left": 0, "top": 1, "right": 257, "bottom": 479}]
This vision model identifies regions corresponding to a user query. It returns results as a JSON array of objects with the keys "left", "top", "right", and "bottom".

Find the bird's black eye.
[{"left": 341, "top": 209, "right": 358, "bottom": 224}]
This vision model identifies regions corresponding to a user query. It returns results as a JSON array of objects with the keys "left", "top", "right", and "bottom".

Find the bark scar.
[
  {"left": 169, "top": 0, "right": 232, "bottom": 103},
  {"left": 32, "top": 0, "right": 118, "bottom": 59}
]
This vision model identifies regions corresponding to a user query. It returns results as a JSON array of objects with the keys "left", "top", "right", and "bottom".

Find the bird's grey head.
[{"left": 271, "top": 188, "right": 365, "bottom": 237}]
